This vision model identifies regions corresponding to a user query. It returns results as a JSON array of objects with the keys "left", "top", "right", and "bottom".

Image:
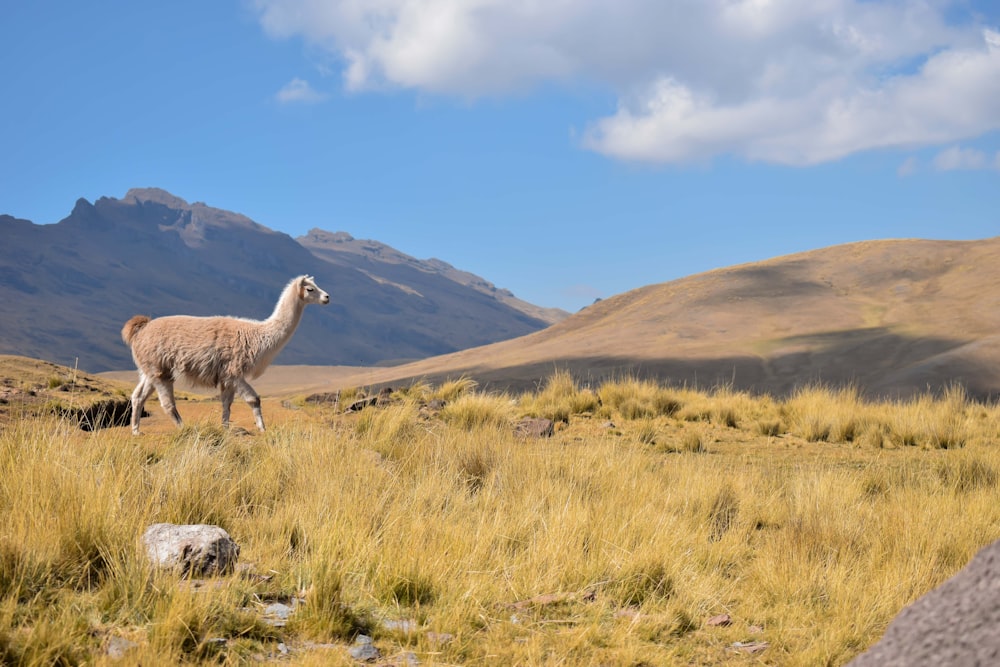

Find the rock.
[
  {"left": 514, "top": 417, "right": 555, "bottom": 438},
  {"left": 344, "top": 387, "right": 394, "bottom": 413},
  {"left": 141, "top": 523, "right": 240, "bottom": 576},
  {"left": 848, "top": 538, "right": 1000, "bottom": 666},
  {"left": 262, "top": 602, "right": 296, "bottom": 627},
  {"left": 304, "top": 391, "right": 340, "bottom": 406},
  {"left": 706, "top": 613, "right": 732, "bottom": 627},
  {"left": 344, "top": 396, "right": 378, "bottom": 413},
  {"left": 731, "top": 641, "right": 769, "bottom": 654},
  {"left": 349, "top": 634, "right": 382, "bottom": 662},
  {"left": 381, "top": 618, "right": 420, "bottom": 634}
]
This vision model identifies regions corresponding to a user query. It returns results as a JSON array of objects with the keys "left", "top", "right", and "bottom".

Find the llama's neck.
[{"left": 258, "top": 282, "right": 305, "bottom": 355}]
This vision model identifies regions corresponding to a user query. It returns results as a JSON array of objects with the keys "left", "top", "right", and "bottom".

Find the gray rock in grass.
[
  {"left": 142, "top": 523, "right": 240, "bottom": 576},
  {"left": 848, "top": 539, "right": 1000, "bottom": 666}
]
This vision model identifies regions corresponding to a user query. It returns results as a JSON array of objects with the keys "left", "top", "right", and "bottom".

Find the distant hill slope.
[
  {"left": 0, "top": 188, "right": 565, "bottom": 372},
  {"left": 316, "top": 237, "right": 1000, "bottom": 400},
  {"left": 298, "top": 229, "right": 568, "bottom": 325}
]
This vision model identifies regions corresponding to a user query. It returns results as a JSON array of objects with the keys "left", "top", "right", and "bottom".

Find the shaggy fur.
[{"left": 122, "top": 275, "right": 329, "bottom": 434}]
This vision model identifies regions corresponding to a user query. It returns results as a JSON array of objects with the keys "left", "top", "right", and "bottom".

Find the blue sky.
[{"left": 2, "top": 1, "right": 998, "bottom": 313}]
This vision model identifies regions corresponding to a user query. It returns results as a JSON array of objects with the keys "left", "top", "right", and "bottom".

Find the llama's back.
[{"left": 127, "top": 315, "right": 260, "bottom": 388}]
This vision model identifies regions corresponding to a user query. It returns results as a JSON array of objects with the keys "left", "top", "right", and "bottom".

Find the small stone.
[
  {"left": 706, "top": 613, "right": 732, "bottom": 627},
  {"left": 344, "top": 395, "right": 379, "bottom": 413},
  {"left": 263, "top": 602, "right": 295, "bottom": 627},
  {"left": 381, "top": 618, "right": 419, "bottom": 634},
  {"left": 349, "top": 635, "right": 382, "bottom": 662},
  {"left": 731, "top": 641, "right": 769, "bottom": 654}
]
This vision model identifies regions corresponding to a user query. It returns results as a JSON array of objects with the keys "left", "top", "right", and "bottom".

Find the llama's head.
[{"left": 299, "top": 275, "right": 330, "bottom": 306}]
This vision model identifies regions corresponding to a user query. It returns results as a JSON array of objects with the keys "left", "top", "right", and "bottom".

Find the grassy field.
[{"left": 2, "top": 369, "right": 1000, "bottom": 665}]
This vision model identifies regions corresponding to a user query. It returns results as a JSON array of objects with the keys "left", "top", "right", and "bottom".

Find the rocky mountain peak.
[
  {"left": 123, "top": 188, "right": 191, "bottom": 209},
  {"left": 301, "top": 229, "right": 355, "bottom": 245}
]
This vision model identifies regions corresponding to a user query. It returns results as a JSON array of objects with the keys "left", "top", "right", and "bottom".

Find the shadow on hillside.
[{"left": 360, "top": 329, "right": 998, "bottom": 401}]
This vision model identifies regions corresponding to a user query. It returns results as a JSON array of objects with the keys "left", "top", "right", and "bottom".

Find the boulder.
[
  {"left": 848, "top": 539, "right": 1000, "bottom": 666},
  {"left": 142, "top": 523, "right": 240, "bottom": 577}
]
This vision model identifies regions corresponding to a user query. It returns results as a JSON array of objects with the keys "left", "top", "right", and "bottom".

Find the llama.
[{"left": 121, "top": 275, "right": 329, "bottom": 434}]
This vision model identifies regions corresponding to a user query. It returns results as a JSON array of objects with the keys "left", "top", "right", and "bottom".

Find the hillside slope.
[
  {"left": 0, "top": 189, "right": 562, "bottom": 372},
  {"left": 313, "top": 237, "right": 1000, "bottom": 399}
]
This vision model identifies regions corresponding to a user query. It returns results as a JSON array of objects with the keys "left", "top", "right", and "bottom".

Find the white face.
[{"left": 301, "top": 276, "right": 330, "bottom": 305}]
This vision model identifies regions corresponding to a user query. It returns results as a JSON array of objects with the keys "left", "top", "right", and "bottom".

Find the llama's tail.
[{"left": 121, "top": 315, "right": 151, "bottom": 346}]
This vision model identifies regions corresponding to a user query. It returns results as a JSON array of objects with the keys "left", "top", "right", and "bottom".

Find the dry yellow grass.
[{"left": 1, "top": 373, "right": 1000, "bottom": 665}]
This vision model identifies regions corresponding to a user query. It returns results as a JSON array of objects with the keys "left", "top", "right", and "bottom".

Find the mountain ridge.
[{"left": 0, "top": 189, "right": 566, "bottom": 371}]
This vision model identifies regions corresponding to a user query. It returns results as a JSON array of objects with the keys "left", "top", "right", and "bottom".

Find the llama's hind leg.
[
  {"left": 233, "top": 377, "right": 265, "bottom": 431},
  {"left": 130, "top": 374, "right": 155, "bottom": 435},
  {"left": 220, "top": 385, "right": 236, "bottom": 429},
  {"left": 151, "top": 377, "right": 183, "bottom": 428}
]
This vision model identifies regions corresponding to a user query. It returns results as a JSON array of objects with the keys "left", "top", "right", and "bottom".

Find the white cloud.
[
  {"left": 253, "top": 1, "right": 1000, "bottom": 164},
  {"left": 933, "top": 145, "right": 997, "bottom": 171},
  {"left": 275, "top": 77, "right": 328, "bottom": 104}
]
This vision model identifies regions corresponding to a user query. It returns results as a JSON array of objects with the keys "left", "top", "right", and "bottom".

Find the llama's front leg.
[
  {"left": 220, "top": 385, "right": 236, "bottom": 428},
  {"left": 151, "top": 377, "right": 183, "bottom": 428},
  {"left": 233, "top": 378, "right": 265, "bottom": 431},
  {"left": 130, "top": 374, "right": 155, "bottom": 435}
]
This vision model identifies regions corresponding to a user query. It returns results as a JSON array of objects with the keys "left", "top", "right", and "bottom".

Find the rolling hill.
[
  {"left": 0, "top": 188, "right": 567, "bottom": 372},
  {"left": 274, "top": 236, "right": 1000, "bottom": 400}
]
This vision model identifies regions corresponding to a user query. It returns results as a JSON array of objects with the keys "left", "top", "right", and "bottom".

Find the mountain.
[
  {"left": 0, "top": 188, "right": 567, "bottom": 372},
  {"left": 302, "top": 237, "right": 1000, "bottom": 400},
  {"left": 297, "top": 230, "right": 568, "bottom": 325}
]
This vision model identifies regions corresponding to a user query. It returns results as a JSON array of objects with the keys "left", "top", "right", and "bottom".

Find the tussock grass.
[
  {"left": 439, "top": 392, "right": 515, "bottom": 431},
  {"left": 2, "top": 378, "right": 1000, "bottom": 664},
  {"left": 519, "top": 370, "right": 600, "bottom": 422}
]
